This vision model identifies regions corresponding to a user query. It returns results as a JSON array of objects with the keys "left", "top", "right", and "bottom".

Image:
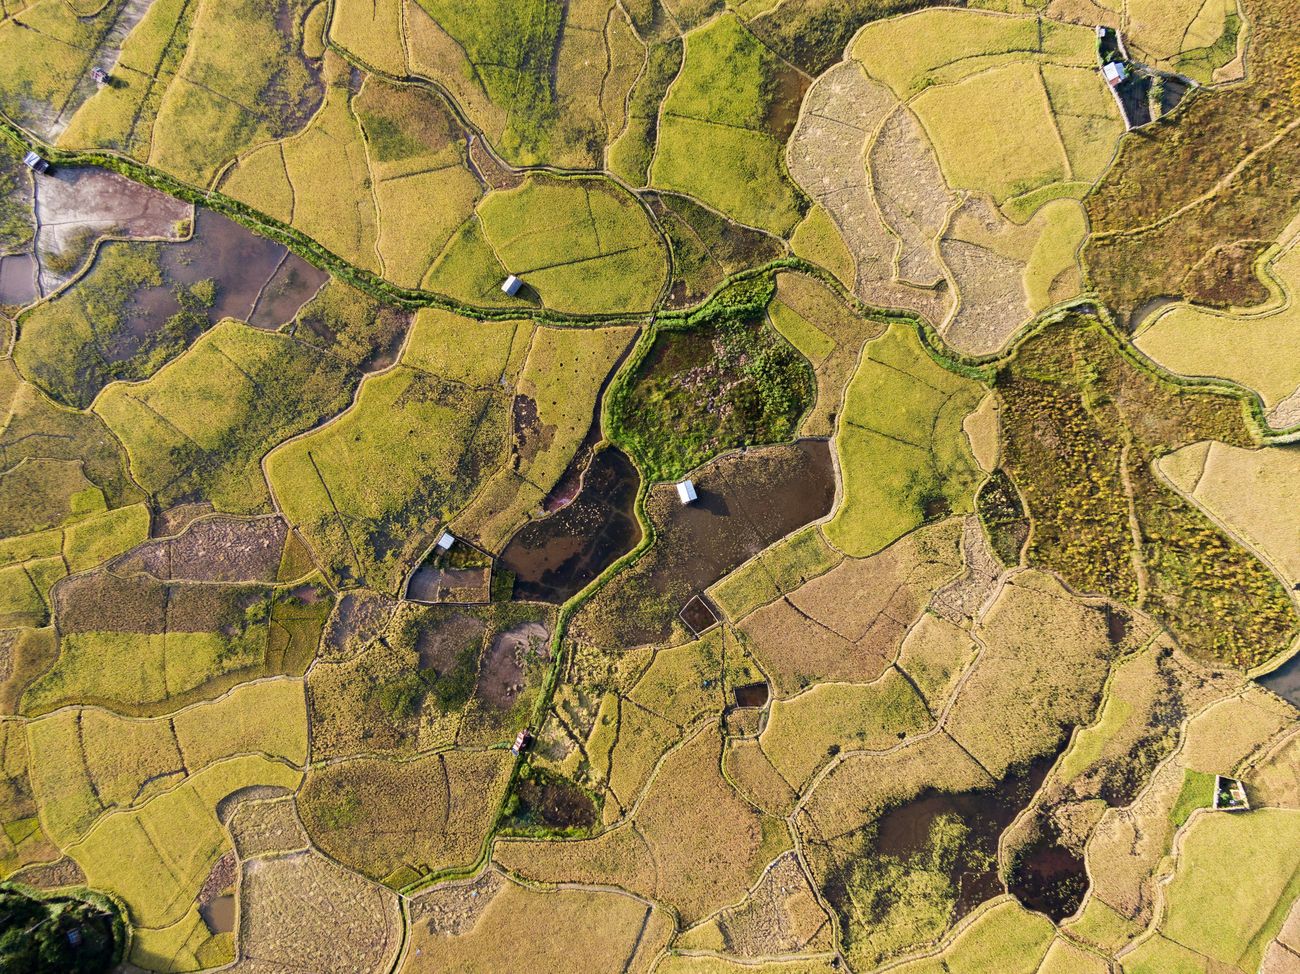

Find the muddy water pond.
[
  {"left": 121, "top": 207, "right": 326, "bottom": 332},
  {"left": 871, "top": 756, "right": 1053, "bottom": 916},
  {"left": 1006, "top": 825, "right": 1088, "bottom": 921},
  {"left": 0, "top": 253, "right": 36, "bottom": 306},
  {"left": 733, "top": 682, "right": 769, "bottom": 708},
  {"left": 499, "top": 446, "right": 642, "bottom": 603}
]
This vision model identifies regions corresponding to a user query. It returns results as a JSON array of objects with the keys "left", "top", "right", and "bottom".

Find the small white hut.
[
  {"left": 676, "top": 479, "right": 698, "bottom": 505},
  {"left": 501, "top": 275, "right": 522, "bottom": 296},
  {"left": 436, "top": 531, "right": 456, "bottom": 552}
]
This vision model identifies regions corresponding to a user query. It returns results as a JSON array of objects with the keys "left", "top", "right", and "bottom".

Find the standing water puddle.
[{"left": 199, "top": 894, "right": 235, "bottom": 935}]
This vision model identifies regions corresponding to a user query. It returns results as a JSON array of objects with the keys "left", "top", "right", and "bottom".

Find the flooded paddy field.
[
  {"left": 570, "top": 439, "right": 835, "bottom": 648},
  {"left": 499, "top": 446, "right": 642, "bottom": 603},
  {"left": 120, "top": 206, "right": 327, "bottom": 330},
  {"left": 34, "top": 166, "right": 190, "bottom": 294}
]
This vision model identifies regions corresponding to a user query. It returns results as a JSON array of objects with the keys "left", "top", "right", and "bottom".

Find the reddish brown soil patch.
[
  {"left": 416, "top": 613, "right": 487, "bottom": 673},
  {"left": 112, "top": 515, "right": 288, "bottom": 583}
]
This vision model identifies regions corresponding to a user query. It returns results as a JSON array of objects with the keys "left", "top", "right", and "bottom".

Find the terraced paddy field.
[{"left": 1, "top": 0, "right": 1299, "bottom": 971}]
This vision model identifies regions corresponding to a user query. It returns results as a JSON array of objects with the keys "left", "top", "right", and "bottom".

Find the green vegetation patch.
[
  {"left": 0, "top": 148, "right": 33, "bottom": 255},
  {"left": 15, "top": 241, "right": 212, "bottom": 409},
  {"left": 825, "top": 323, "right": 983, "bottom": 557},
  {"left": 0, "top": 362, "right": 143, "bottom": 515},
  {"left": 1170, "top": 769, "right": 1216, "bottom": 827},
  {"left": 996, "top": 313, "right": 1298, "bottom": 668},
  {"left": 607, "top": 277, "right": 813, "bottom": 482},
  {"left": 0, "top": 884, "right": 123, "bottom": 973},
  {"left": 412, "top": 0, "right": 563, "bottom": 164},
  {"left": 975, "top": 469, "right": 1029, "bottom": 567}
]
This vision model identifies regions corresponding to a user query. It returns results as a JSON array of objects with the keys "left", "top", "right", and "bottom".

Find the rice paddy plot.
[
  {"left": 94, "top": 320, "right": 356, "bottom": 514},
  {"left": 825, "top": 324, "right": 984, "bottom": 558},
  {"left": 265, "top": 363, "right": 508, "bottom": 593},
  {"left": 650, "top": 13, "right": 806, "bottom": 235},
  {"left": 475, "top": 175, "right": 668, "bottom": 314}
]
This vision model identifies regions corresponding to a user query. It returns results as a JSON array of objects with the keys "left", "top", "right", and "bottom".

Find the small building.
[
  {"left": 66, "top": 928, "right": 83, "bottom": 947},
  {"left": 676, "top": 479, "right": 698, "bottom": 505},
  {"left": 1096, "top": 24, "right": 1107, "bottom": 38},
  {"left": 501, "top": 274, "right": 522, "bottom": 296},
  {"left": 91, "top": 66, "right": 109, "bottom": 86},
  {"left": 511, "top": 729, "right": 532, "bottom": 755},
  {"left": 1103, "top": 61, "right": 1129, "bottom": 88},
  {"left": 436, "top": 531, "right": 456, "bottom": 553},
  {"left": 1213, "top": 775, "right": 1250, "bottom": 811},
  {"left": 23, "top": 151, "right": 50, "bottom": 175}
]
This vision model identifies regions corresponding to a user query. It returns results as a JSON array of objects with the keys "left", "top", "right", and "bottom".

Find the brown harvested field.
[
  {"left": 497, "top": 727, "right": 788, "bottom": 925},
  {"left": 225, "top": 795, "right": 309, "bottom": 860},
  {"left": 868, "top": 105, "right": 954, "bottom": 289},
  {"left": 1248, "top": 730, "right": 1300, "bottom": 809},
  {"left": 403, "top": 872, "right": 669, "bottom": 974},
  {"left": 741, "top": 521, "right": 963, "bottom": 695},
  {"left": 320, "top": 591, "right": 399, "bottom": 662},
  {"left": 929, "top": 516, "right": 1003, "bottom": 626},
  {"left": 945, "top": 572, "right": 1119, "bottom": 779},
  {"left": 110, "top": 515, "right": 289, "bottom": 583},
  {"left": 298, "top": 749, "right": 511, "bottom": 882},
  {"left": 787, "top": 61, "right": 951, "bottom": 327},
  {"left": 233, "top": 817, "right": 403, "bottom": 972},
  {"left": 680, "top": 850, "right": 833, "bottom": 957}
]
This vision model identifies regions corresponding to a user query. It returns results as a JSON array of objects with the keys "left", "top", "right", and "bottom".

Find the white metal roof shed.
[{"left": 676, "top": 480, "right": 698, "bottom": 505}]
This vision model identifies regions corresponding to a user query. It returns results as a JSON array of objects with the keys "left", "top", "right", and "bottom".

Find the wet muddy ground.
[
  {"left": 34, "top": 166, "right": 189, "bottom": 294},
  {"left": 476, "top": 621, "right": 550, "bottom": 710}
]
